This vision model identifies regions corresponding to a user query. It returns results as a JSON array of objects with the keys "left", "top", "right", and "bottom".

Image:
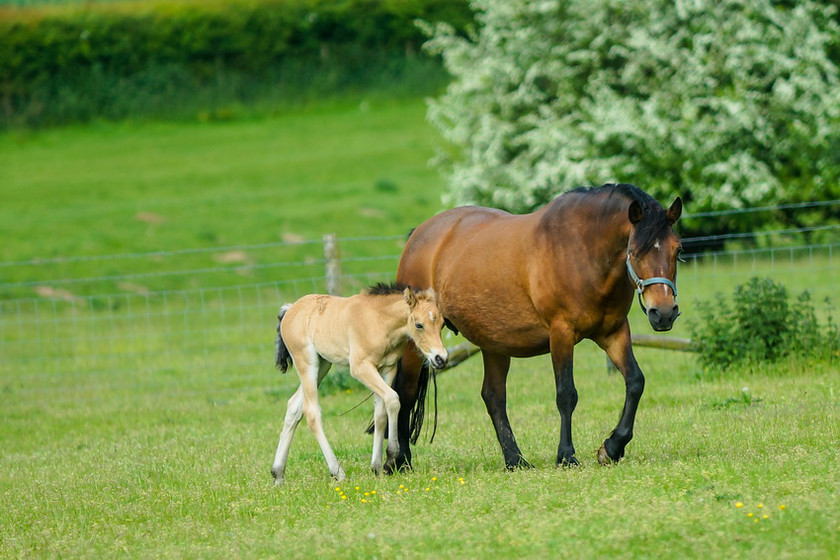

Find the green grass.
[
  {"left": 2, "top": 341, "right": 838, "bottom": 558},
  {"left": 0, "top": 98, "right": 446, "bottom": 297}
]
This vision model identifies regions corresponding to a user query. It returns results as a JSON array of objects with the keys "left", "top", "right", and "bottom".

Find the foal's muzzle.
[{"left": 431, "top": 353, "right": 448, "bottom": 369}]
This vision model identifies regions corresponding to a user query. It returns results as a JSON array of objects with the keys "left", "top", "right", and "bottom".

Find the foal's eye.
[
  {"left": 677, "top": 248, "right": 687, "bottom": 263},
  {"left": 415, "top": 322, "right": 424, "bottom": 330}
]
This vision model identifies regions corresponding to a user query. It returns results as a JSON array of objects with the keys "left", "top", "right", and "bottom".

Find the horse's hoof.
[
  {"left": 505, "top": 457, "right": 533, "bottom": 471},
  {"left": 332, "top": 468, "right": 347, "bottom": 482},
  {"left": 557, "top": 456, "right": 580, "bottom": 468},
  {"left": 597, "top": 444, "right": 617, "bottom": 465}
]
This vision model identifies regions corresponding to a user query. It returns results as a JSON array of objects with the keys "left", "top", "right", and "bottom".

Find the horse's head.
[
  {"left": 404, "top": 287, "right": 448, "bottom": 368},
  {"left": 626, "top": 196, "right": 683, "bottom": 332}
]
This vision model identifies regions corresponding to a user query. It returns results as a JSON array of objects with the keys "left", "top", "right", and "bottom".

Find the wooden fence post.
[{"left": 324, "top": 233, "right": 341, "bottom": 296}]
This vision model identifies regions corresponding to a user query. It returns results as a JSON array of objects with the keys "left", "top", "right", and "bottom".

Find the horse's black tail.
[{"left": 274, "top": 304, "right": 292, "bottom": 373}]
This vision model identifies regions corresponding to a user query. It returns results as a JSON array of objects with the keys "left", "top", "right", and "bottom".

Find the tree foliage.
[{"left": 422, "top": 0, "right": 840, "bottom": 232}]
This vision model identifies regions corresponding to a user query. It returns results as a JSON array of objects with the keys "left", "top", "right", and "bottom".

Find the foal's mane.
[
  {"left": 366, "top": 282, "right": 408, "bottom": 296},
  {"left": 569, "top": 183, "right": 671, "bottom": 254}
]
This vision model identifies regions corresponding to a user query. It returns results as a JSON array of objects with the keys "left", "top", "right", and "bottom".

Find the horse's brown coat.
[{"left": 393, "top": 184, "right": 682, "bottom": 470}]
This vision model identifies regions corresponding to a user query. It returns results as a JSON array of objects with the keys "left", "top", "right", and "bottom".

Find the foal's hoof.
[
  {"left": 384, "top": 454, "right": 412, "bottom": 475},
  {"left": 271, "top": 467, "right": 284, "bottom": 485},
  {"left": 597, "top": 444, "right": 619, "bottom": 465}
]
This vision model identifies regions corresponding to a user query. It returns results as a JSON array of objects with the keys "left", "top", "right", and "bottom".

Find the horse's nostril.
[{"left": 433, "top": 355, "right": 448, "bottom": 368}]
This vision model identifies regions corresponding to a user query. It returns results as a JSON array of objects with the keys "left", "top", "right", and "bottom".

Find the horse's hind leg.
[
  {"left": 550, "top": 326, "right": 579, "bottom": 467},
  {"left": 481, "top": 351, "right": 532, "bottom": 470}
]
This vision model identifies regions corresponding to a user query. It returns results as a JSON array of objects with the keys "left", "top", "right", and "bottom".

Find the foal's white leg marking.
[
  {"left": 371, "top": 394, "right": 386, "bottom": 474},
  {"left": 272, "top": 386, "right": 304, "bottom": 485},
  {"left": 299, "top": 347, "right": 345, "bottom": 481}
]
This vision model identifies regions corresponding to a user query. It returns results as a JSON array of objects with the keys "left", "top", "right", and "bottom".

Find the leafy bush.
[
  {"left": 421, "top": 0, "right": 840, "bottom": 234},
  {"left": 690, "top": 277, "right": 839, "bottom": 371}
]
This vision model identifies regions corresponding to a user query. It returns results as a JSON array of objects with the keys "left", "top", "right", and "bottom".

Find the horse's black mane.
[
  {"left": 569, "top": 183, "right": 670, "bottom": 254},
  {"left": 366, "top": 282, "right": 408, "bottom": 296}
]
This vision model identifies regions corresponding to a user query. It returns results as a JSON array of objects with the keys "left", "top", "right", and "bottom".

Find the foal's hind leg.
[
  {"left": 296, "top": 351, "right": 345, "bottom": 481},
  {"left": 272, "top": 386, "right": 304, "bottom": 485},
  {"left": 272, "top": 358, "right": 333, "bottom": 484}
]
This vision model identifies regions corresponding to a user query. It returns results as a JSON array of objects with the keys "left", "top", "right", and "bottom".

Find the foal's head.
[
  {"left": 403, "top": 288, "right": 448, "bottom": 369},
  {"left": 626, "top": 195, "right": 683, "bottom": 332}
]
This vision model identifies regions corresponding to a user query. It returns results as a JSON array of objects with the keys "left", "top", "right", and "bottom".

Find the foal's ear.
[
  {"left": 667, "top": 197, "right": 683, "bottom": 225},
  {"left": 404, "top": 287, "right": 417, "bottom": 308},
  {"left": 628, "top": 201, "right": 644, "bottom": 225}
]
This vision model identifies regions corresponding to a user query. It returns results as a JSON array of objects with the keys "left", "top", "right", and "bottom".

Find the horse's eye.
[
  {"left": 677, "top": 248, "right": 686, "bottom": 263},
  {"left": 415, "top": 322, "right": 424, "bottom": 330}
]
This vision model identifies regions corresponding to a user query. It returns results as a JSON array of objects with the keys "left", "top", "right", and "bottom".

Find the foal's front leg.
[{"left": 352, "top": 360, "right": 400, "bottom": 475}]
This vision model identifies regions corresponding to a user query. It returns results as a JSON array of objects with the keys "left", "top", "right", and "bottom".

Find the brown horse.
[
  {"left": 272, "top": 283, "right": 447, "bottom": 484},
  {"left": 392, "top": 183, "right": 682, "bottom": 470}
]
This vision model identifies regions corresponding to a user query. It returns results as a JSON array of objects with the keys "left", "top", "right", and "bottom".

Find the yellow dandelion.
[
  {"left": 371, "top": 490, "right": 377, "bottom": 495},
  {"left": 341, "top": 495, "right": 347, "bottom": 500},
  {"left": 757, "top": 503, "right": 764, "bottom": 509},
  {"left": 425, "top": 487, "right": 431, "bottom": 492},
  {"left": 335, "top": 487, "right": 341, "bottom": 492},
  {"left": 747, "top": 512, "right": 754, "bottom": 518},
  {"left": 431, "top": 477, "right": 437, "bottom": 482},
  {"left": 762, "top": 515, "right": 769, "bottom": 520},
  {"left": 779, "top": 505, "right": 786, "bottom": 511},
  {"left": 735, "top": 502, "right": 743, "bottom": 508},
  {"left": 355, "top": 486, "right": 360, "bottom": 490},
  {"left": 399, "top": 484, "right": 405, "bottom": 489},
  {"left": 364, "top": 492, "right": 370, "bottom": 496},
  {"left": 361, "top": 499, "right": 367, "bottom": 503},
  {"left": 754, "top": 518, "right": 759, "bottom": 523}
]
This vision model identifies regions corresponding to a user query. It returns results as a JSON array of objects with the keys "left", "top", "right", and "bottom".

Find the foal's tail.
[{"left": 274, "top": 304, "right": 293, "bottom": 373}]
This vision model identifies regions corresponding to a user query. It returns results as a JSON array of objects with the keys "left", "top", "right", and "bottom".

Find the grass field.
[{"left": 2, "top": 98, "right": 839, "bottom": 558}]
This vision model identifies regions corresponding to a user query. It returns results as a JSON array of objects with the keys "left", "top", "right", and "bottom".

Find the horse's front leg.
[
  {"left": 595, "top": 321, "right": 644, "bottom": 464},
  {"left": 481, "top": 351, "right": 532, "bottom": 470},
  {"left": 550, "top": 325, "right": 578, "bottom": 467}
]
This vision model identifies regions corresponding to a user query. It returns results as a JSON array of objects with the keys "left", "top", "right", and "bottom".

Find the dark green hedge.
[{"left": 0, "top": 0, "right": 473, "bottom": 126}]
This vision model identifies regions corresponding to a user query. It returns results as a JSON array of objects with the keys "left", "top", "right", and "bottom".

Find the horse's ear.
[
  {"left": 628, "top": 201, "right": 644, "bottom": 225},
  {"left": 667, "top": 197, "right": 682, "bottom": 225},
  {"left": 404, "top": 287, "right": 417, "bottom": 308}
]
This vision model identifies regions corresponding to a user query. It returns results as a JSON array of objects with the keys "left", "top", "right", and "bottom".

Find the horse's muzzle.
[
  {"left": 431, "top": 353, "right": 448, "bottom": 369},
  {"left": 647, "top": 304, "right": 681, "bottom": 332}
]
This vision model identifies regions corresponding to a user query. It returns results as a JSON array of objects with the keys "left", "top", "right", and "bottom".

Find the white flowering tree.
[{"left": 422, "top": 0, "right": 840, "bottom": 231}]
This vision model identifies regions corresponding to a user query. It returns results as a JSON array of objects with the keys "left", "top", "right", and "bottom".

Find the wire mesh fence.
[{"left": 2, "top": 227, "right": 839, "bottom": 388}]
